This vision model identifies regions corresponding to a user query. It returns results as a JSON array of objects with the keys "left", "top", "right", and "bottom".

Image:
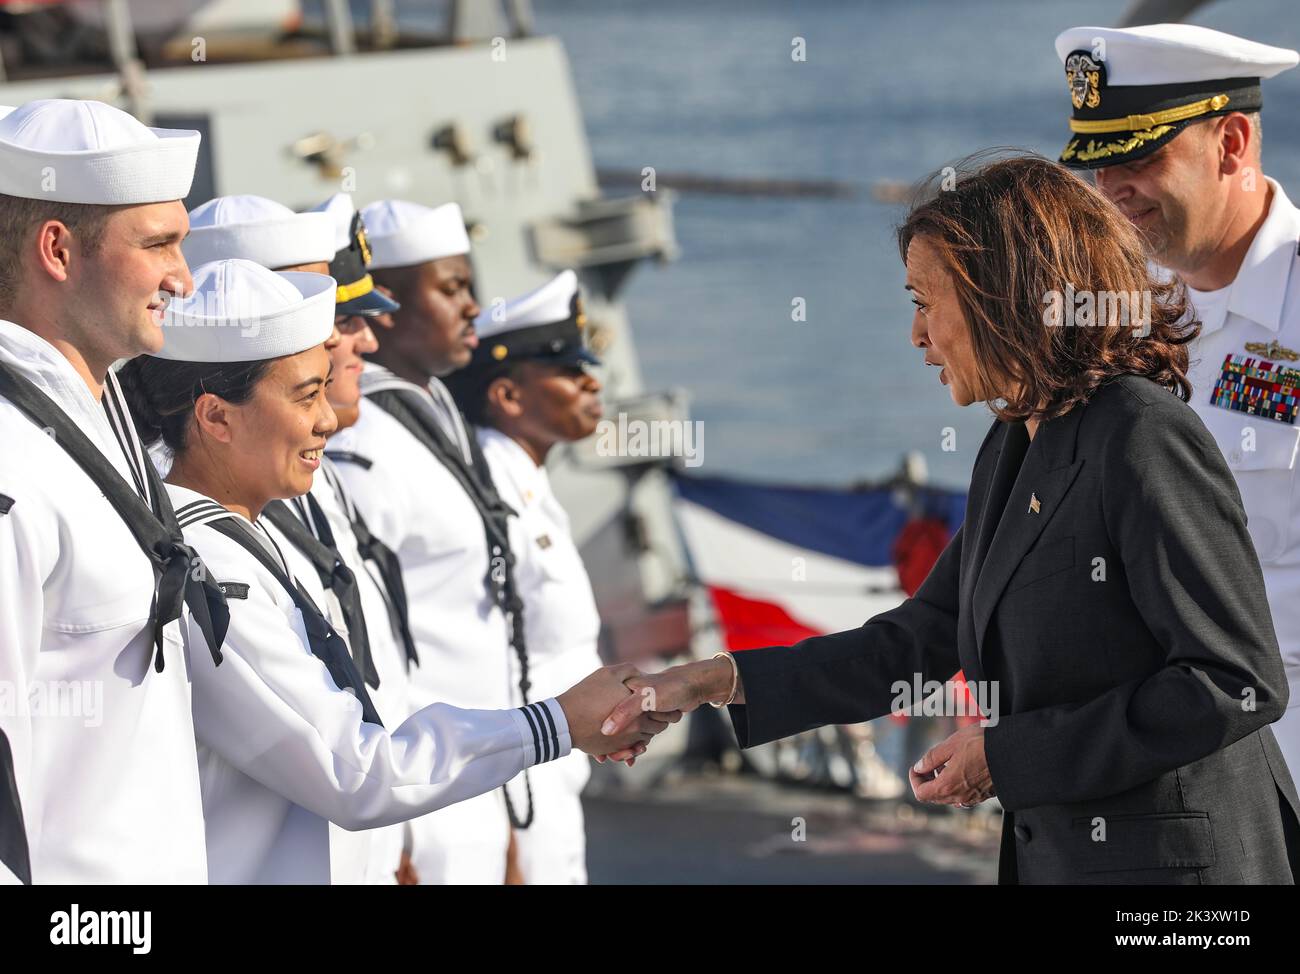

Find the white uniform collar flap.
[
  {"left": 0, "top": 319, "right": 101, "bottom": 414},
  {"left": 479, "top": 426, "right": 545, "bottom": 504},
  {"left": 1223, "top": 178, "right": 1300, "bottom": 335}
]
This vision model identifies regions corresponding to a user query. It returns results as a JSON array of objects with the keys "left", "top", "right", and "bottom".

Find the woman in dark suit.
[{"left": 603, "top": 155, "right": 1300, "bottom": 884}]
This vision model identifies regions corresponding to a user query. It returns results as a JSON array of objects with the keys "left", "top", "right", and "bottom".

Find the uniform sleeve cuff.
[{"left": 510, "top": 699, "right": 572, "bottom": 767}]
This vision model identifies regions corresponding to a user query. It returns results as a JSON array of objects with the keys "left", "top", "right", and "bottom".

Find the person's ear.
[
  {"left": 1218, "top": 113, "right": 1254, "bottom": 177},
  {"left": 192, "top": 392, "right": 236, "bottom": 445},
  {"left": 32, "top": 220, "right": 75, "bottom": 284},
  {"left": 486, "top": 374, "right": 524, "bottom": 421}
]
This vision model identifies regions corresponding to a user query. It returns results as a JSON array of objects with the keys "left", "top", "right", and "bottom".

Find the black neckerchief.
[
  {"left": 0, "top": 360, "right": 228, "bottom": 670},
  {"left": 262, "top": 496, "right": 380, "bottom": 690},
  {"left": 363, "top": 385, "right": 537, "bottom": 828},
  {"left": 330, "top": 483, "right": 420, "bottom": 672},
  {"left": 0, "top": 728, "right": 30, "bottom": 885},
  {"left": 203, "top": 515, "right": 384, "bottom": 727},
  {"left": 318, "top": 461, "right": 418, "bottom": 670}
]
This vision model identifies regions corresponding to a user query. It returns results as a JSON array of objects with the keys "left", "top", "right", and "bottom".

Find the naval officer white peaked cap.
[
  {"left": 1055, "top": 24, "right": 1299, "bottom": 168},
  {"left": 361, "top": 199, "right": 470, "bottom": 270},
  {"left": 1055, "top": 24, "right": 1299, "bottom": 86},
  {"left": 477, "top": 269, "right": 580, "bottom": 336},
  {"left": 0, "top": 98, "right": 200, "bottom": 203},
  {"left": 183, "top": 194, "right": 336, "bottom": 270},
  {"left": 466, "top": 269, "right": 599, "bottom": 369},
  {"left": 154, "top": 258, "right": 336, "bottom": 363}
]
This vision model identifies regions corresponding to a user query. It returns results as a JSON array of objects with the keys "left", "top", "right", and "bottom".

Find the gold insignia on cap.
[
  {"left": 1065, "top": 52, "right": 1103, "bottom": 110},
  {"left": 1061, "top": 126, "right": 1174, "bottom": 164},
  {"left": 575, "top": 295, "right": 587, "bottom": 329},
  {"left": 356, "top": 224, "right": 372, "bottom": 266},
  {"left": 492, "top": 344, "right": 508, "bottom": 360}
]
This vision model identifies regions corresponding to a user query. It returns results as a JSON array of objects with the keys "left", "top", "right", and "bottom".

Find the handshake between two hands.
[
  {"left": 554, "top": 657, "right": 738, "bottom": 766},
  {"left": 554, "top": 657, "right": 998, "bottom": 808}
]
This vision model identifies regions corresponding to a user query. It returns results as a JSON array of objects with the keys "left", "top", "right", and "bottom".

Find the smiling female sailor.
[
  {"left": 117, "top": 258, "right": 670, "bottom": 884},
  {"left": 172, "top": 190, "right": 415, "bottom": 884}
]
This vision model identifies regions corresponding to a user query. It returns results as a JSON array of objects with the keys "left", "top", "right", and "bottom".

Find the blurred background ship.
[{"left": 2, "top": 0, "right": 1292, "bottom": 881}]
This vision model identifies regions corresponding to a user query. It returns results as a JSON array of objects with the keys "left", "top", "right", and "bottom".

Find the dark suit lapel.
[
  {"left": 956, "top": 423, "right": 1019, "bottom": 687},
  {"left": 961, "top": 423, "right": 1023, "bottom": 607},
  {"left": 971, "top": 405, "right": 1086, "bottom": 662}
]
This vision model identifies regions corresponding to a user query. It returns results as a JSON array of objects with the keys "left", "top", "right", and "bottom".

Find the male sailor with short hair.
[
  {"left": 0, "top": 98, "right": 228, "bottom": 883},
  {"left": 328, "top": 199, "right": 526, "bottom": 883}
]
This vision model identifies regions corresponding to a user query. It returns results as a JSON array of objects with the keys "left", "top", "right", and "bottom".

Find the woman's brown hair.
[{"left": 897, "top": 153, "right": 1199, "bottom": 421}]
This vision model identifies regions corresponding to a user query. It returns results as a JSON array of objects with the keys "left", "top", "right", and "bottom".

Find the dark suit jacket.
[{"left": 728, "top": 374, "right": 1300, "bottom": 884}]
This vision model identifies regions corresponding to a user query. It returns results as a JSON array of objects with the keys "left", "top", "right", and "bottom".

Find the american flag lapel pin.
[{"left": 1028, "top": 493, "right": 1041, "bottom": 515}]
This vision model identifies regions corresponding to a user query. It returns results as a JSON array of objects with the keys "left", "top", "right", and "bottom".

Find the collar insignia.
[{"left": 1245, "top": 339, "right": 1300, "bottom": 362}]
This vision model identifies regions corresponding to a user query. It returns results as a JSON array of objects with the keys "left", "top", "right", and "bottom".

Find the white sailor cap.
[
  {"left": 0, "top": 99, "right": 200, "bottom": 204},
  {"left": 360, "top": 199, "right": 470, "bottom": 270},
  {"left": 183, "top": 195, "right": 335, "bottom": 270},
  {"left": 155, "top": 258, "right": 336, "bottom": 363},
  {"left": 1055, "top": 24, "right": 1299, "bottom": 169},
  {"left": 470, "top": 270, "right": 598, "bottom": 368},
  {"left": 307, "top": 192, "right": 356, "bottom": 252},
  {"left": 0, "top": 106, "right": 14, "bottom": 121}
]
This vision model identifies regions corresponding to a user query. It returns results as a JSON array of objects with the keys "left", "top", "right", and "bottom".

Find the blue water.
[{"left": 529, "top": 0, "right": 1300, "bottom": 488}]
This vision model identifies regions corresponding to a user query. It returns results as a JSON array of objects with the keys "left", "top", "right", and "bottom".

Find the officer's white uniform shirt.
[
  {"left": 0, "top": 322, "right": 208, "bottom": 883},
  {"left": 1182, "top": 177, "right": 1300, "bottom": 774},
  {"left": 478, "top": 428, "right": 602, "bottom": 883},
  {"left": 260, "top": 462, "right": 413, "bottom": 884},
  {"left": 169, "top": 483, "right": 568, "bottom": 884},
  {"left": 329, "top": 366, "right": 515, "bottom": 883}
]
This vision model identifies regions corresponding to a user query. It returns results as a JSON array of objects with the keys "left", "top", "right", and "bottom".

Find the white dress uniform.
[
  {"left": 0, "top": 326, "right": 209, "bottom": 883},
  {"left": 329, "top": 198, "right": 517, "bottom": 884},
  {"left": 179, "top": 189, "right": 412, "bottom": 883},
  {"left": 0, "top": 98, "right": 212, "bottom": 883},
  {"left": 479, "top": 428, "right": 602, "bottom": 883},
  {"left": 261, "top": 466, "right": 414, "bottom": 884},
  {"left": 445, "top": 269, "right": 607, "bottom": 883},
  {"left": 152, "top": 259, "right": 571, "bottom": 884},
  {"left": 1181, "top": 180, "right": 1300, "bottom": 774},
  {"left": 1052, "top": 26, "right": 1300, "bottom": 776},
  {"left": 330, "top": 368, "right": 515, "bottom": 883},
  {"left": 176, "top": 483, "right": 565, "bottom": 884}
]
